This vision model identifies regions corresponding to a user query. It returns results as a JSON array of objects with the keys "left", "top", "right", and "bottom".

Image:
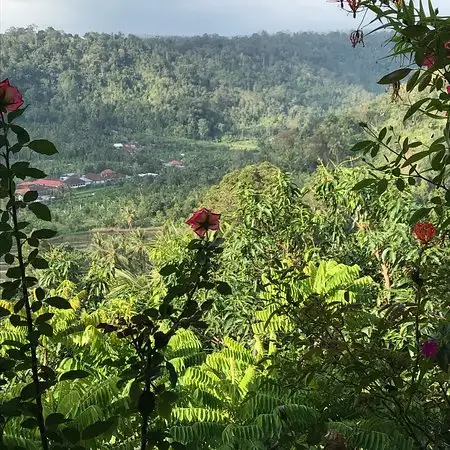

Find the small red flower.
[
  {"left": 0, "top": 79, "right": 23, "bottom": 112},
  {"left": 334, "top": 0, "right": 360, "bottom": 17},
  {"left": 444, "top": 40, "right": 450, "bottom": 50},
  {"left": 447, "top": 85, "right": 450, "bottom": 94},
  {"left": 185, "top": 208, "right": 221, "bottom": 238},
  {"left": 423, "top": 53, "right": 436, "bottom": 68},
  {"left": 413, "top": 222, "right": 437, "bottom": 245},
  {"left": 422, "top": 340, "right": 439, "bottom": 358}
]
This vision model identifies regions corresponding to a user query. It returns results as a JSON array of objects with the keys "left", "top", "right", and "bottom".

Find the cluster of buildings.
[
  {"left": 59, "top": 169, "right": 122, "bottom": 188},
  {"left": 14, "top": 139, "right": 187, "bottom": 203},
  {"left": 16, "top": 169, "right": 122, "bottom": 202},
  {"left": 113, "top": 140, "right": 186, "bottom": 169},
  {"left": 113, "top": 141, "right": 141, "bottom": 155}
]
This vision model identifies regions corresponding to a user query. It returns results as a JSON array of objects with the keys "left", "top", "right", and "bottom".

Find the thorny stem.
[
  {"left": 367, "top": 126, "right": 450, "bottom": 193},
  {"left": 410, "top": 247, "right": 424, "bottom": 391},
  {"left": 139, "top": 247, "right": 207, "bottom": 449},
  {"left": 1, "top": 113, "right": 49, "bottom": 450},
  {"left": 140, "top": 346, "right": 152, "bottom": 450}
]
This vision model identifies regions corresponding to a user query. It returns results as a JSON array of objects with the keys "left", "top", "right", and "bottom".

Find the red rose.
[
  {"left": 422, "top": 340, "right": 438, "bottom": 358},
  {"left": 185, "top": 208, "right": 221, "bottom": 238},
  {"left": 0, "top": 79, "right": 23, "bottom": 112},
  {"left": 413, "top": 221, "right": 437, "bottom": 245}
]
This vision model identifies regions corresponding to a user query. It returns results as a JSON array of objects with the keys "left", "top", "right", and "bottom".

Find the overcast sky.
[{"left": 1, "top": 0, "right": 450, "bottom": 36}]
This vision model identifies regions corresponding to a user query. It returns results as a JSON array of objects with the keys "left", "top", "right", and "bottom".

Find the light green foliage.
[{"left": 169, "top": 334, "right": 319, "bottom": 449}]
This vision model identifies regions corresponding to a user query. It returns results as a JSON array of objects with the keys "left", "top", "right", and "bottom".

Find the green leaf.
[
  {"left": 404, "top": 98, "right": 429, "bottom": 122},
  {"left": 21, "top": 418, "right": 38, "bottom": 429},
  {"left": 24, "top": 167, "right": 46, "bottom": 179},
  {"left": 418, "top": 72, "right": 432, "bottom": 92},
  {"left": 35, "top": 287, "right": 45, "bottom": 301},
  {"left": 31, "top": 228, "right": 57, "bottom": 239},
  {"left": 30, "top": 258, "right": 49, "bottom": 270},
  {"left": 31, "top": 301, "right": 43, "bottom": 312},
  {"left": 159, "top": 264, "right": 177, "bottom": 276},
  {"left": 441, "top": 216, "right": 450, "bottom": 228},
  {"left": 7, "top": 108, "right": 26, "bottom": 122},
  {"left": 28, "top": 139, "right": 58, "bottom": 155},
  {"left": 378, "top": 68, "right": 412, "bottom": 85},
  {"left": 154, "top": 332, "right": 169, "bottom": 349},
  {"left": 0, "top": 307, "right": 10, "bottom": 318},
  {"left": 36, "top": 312, "right": 54, "bottom": 324},
  {"left": 216, "top": 281, "right": 232, "bottom": 296},
  {"left": 10, "top": 124, "right": 30, "bottom": 144},
  {"left": 46, "top": 413, "right": 70, "bottom": 429},
  {"left": 349, "top": 140, "right": 375, "bottom": 152},
  {"left": 166, "top": 361, "right": 178, "bottom": 388},
  {"left": 406, "top": 69, "right": 421, "bottom": 91},
  {"left": 378, "top": 127, "right": 387, "bottom": 141},
  {"left": 4, "top": 253, "right": 14, "bottom": 265},
  {"left": 352, "top": 179, "right": 377, "bottom": 191},
  {"left": 377, "top": 179, "right": 388, "bottom": 195},
  {"left": 409, "top": 208, "right": 432, "bottom": 225},
  {"left": 157, "top": 391, "right": 178, "bottom": 420},
  {"left": 20, "top": 382, "right": 38, "bottom": 400},
  {"left": 0, "top": 233, "right": 12, "bottom": 256},
  {"left": 37, "top": 322, "right": 53, "bottom": 337},
  {"left": 10, "top": 161, "right": 30, "bottom": 178},
  {"left": 402, "top": 150, "right": 432, "bottom": 167},
  {"left": 45, "top": 296, "right": 72, "bottom": 310},
  {"left": 28, "top": 202, "right": 51, "bottom": 222},
  {"left": 395, "top": 178, "right": 405, "bottom": 191},
  {"left": 6, "top": 266, "right": 22, "bottom": 279},
  {"left": 138, "top": 391, "right": 155, "bottom": 416},
  {"left": 59, "top": 370, "right": 90, "bottom": 381},
  {"left": 27, "top": 237, "right": 40, "bottom": 247},
  {"left": 22, "top": 190, "right": 38, "bottom": 203},
  {"left": 62, "top": 427, "right": 81, "bottom": 444},
  {"left": 81, "top": 418, "right": 115, "bottom": 440},
  {"left": 402, "top": 24, "right": 428, "bottom": 38},
  {"left": 445, "top": 190, "right": 450, "bottom": 206}
]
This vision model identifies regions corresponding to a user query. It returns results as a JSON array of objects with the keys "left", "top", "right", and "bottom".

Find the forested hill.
[{"left": 0, "top": 27, "right": 394, "bottom": 151}]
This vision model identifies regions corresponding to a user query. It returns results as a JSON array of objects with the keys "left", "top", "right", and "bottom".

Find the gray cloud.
[{"left": 1, "top": 0, "right": 450, "bottom": 35}]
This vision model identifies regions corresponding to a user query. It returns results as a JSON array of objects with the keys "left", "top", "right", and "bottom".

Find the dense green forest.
[
  {"left": 0, "top": 1, "right": 450, "bottom": 448},
  {"left": 1, "top": 27, "right": 443, "bottom": 232},
  {"left": 0, "top": 27, "right": 399, "bottom": 232}
]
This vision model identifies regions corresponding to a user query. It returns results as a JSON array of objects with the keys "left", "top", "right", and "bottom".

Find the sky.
[{"left": 1, "top": 0, "right": 450, "bottom": 36}]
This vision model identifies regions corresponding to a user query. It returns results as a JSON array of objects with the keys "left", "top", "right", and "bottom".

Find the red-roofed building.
[
  {"left": 84, "top": 173, "right": 103, "bottom": 183},
  {"left": 16, "top": 179, "right": 65, "bottom": 201},
  {"left": 18, "top": 179, "right": 65, "bottom": 189},
  {"left": 100, "top": 169, "right": 115, "bottom": 178},
  {"left": 163, "top": 160, "right": 185, "bottom": 169}
]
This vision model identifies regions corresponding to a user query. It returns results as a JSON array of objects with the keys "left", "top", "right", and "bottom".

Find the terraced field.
[{"left": 0, "top": 227, "right": 161, "bottom": 282}]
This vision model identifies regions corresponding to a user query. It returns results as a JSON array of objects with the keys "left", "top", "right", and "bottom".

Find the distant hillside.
[{"left": 0, "top": 27, "right": 394, "bottom": 162}]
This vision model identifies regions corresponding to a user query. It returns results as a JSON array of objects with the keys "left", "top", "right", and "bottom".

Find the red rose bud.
[
  {"left": 0, "top": 79, "right": 24, "bottom": 112},
  {"left": 185, "top": 208, "right": 221, "bottom": 238},
  {"left": 422, "top": 53, "right": 436, "bottom": 68},
  {"left": 333, "top": 0, "right": 360, "bottom": 17},
  {"left": 422, "top": 340, "right": 439, "bottom": 358},
  {"left": 413, "top": 221, "right": 437, "bottom": 245}
]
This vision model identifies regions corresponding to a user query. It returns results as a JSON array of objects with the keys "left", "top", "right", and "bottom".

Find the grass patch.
[{"left": 227, "top": 140, "right": 259, "bottom": 151}]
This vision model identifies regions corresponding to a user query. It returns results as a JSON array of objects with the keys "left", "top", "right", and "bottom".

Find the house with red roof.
[
  {"left": 100, "top": 169, "right": 115, "bottom": 178},
  {"left": 16, "top": 179, "right": 65, "bottom": 202},
  {"left": 18, "top": 179, "right": 65, "bottom": 189},
  {"left": 163, "top": 160, "right": 185, "bottom": 169}
]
